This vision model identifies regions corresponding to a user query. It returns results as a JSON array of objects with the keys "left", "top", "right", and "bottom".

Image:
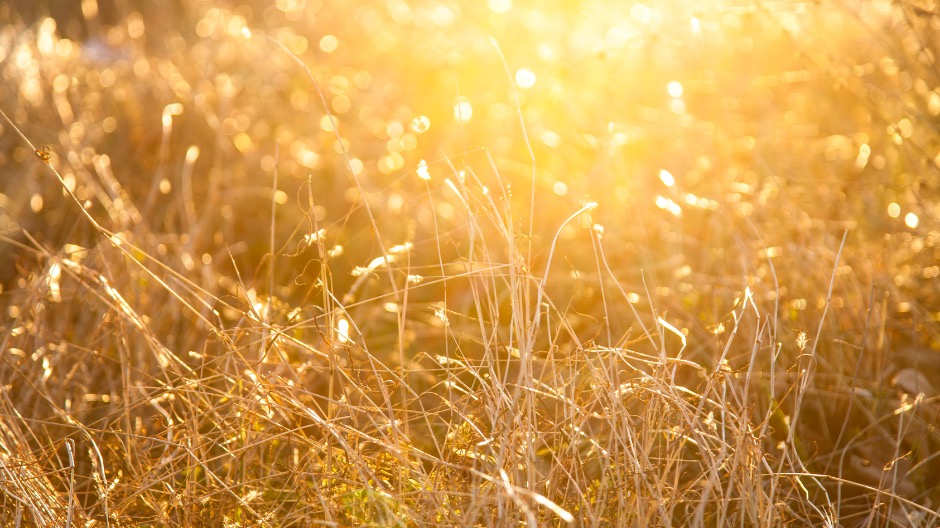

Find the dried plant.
[{"left": 1, "top": 1, "right": 938, "bottom": 526}]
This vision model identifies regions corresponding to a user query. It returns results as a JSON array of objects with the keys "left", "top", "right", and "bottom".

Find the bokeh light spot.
[
  {"left": 410, "top": 115, "right": 430, "bottom": 134},
  {"left": 605, "top": 27, "right": 630, "bottom": 49},
  {"left": 320, "top": 115, "right": 337, "bottom": 132},
  {"left": 319, "top": 35, "right": 338, "bottom": 53},
  {"left": 515, "top": 68, "right": 536, "bottom": 89},
  {"left": 454, "top": 98, "right": 473, "bottom": 123},
  {"left": 887, "top": 202, "right": 900, "bottom": 218},
  {"left": 487, "top": 0, "right": 512, "bottom": 14},
  {"left": 667, "top": 81, "right": 683, "bottom": 98},
  {"left": 630, "top": 3, "right": 651, "bottom": 23},
  {"left": 659, "top": 169, "right": 675, "bottom": 187},
  {"left": 417, "top": 159, "right": 431, "bottom": 181}
]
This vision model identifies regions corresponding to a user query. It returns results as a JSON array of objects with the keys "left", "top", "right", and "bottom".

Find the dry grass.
[{"left": 1, "top": 1, "right": 939, "bottom": 526}]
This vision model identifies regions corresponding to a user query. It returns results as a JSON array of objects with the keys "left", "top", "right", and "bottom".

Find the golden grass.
[{"left": 1, "top": 1, "right": 939, "bottom": 526}]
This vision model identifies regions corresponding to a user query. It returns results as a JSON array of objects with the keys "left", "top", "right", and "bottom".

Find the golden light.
[
  {"left": 655, "top": 195, "right": 682, "bottom": 216},
  {"left": 417, "top": 159, "right": 431, "bottom": 180},
  {"left": 336, "top": 318, "right": 350, "bottom": 343},
  {"left": 299, "top": 150, "right": 320, "bottom": 168},
  {"left": 3, "top": 1, "right": 938, "bottom": 520},
  {"left": 319, "top": 35, "right": 338, "bottom": 52},
  {"left": 630, "top": 3, "right": 652, "bottom": 24},
  {"left": 667, "top": 81, "right": 683, "bottom": 99},
  {"left": 319, "top": 115, "right": 337, "bottom": 132},
  {"left": 487, "top": 0, "right": 512, "bottom": 14},
  {"left": 454, "top": 98, "right": 473, "bottom": 123},
  {"left": 410, "top": 115, "right": 430, "bottom": 134},
  {"left": 659, "top": 169, "right": 676, "bottom": 188},
  {"left": 515, "top": 68, "right": 536, "bottom": 89},
  {"left": 162, "top": 103, "right": 183, "bottom": 128},
  {"left": 605, "top": 27, "right": 631, "bottom": 49}
]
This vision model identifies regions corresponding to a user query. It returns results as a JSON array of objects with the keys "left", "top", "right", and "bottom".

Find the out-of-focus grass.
[{"left": 1, "top": 1, "right": 938, "bottom": 526}]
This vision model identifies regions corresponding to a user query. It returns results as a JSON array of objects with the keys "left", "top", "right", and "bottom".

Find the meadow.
[{"left": 1, "top": 0, "right": 939, "bottom": 526}]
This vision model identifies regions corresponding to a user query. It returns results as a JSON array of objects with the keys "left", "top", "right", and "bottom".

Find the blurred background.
[
  {"left": 1, "top": 0, "right": 939, "bottom": 522},
  {"left": 3, "top": 0, "right": 937, "bottom": 356}
]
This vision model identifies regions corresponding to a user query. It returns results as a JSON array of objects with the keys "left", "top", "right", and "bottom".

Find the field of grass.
[{"left": 1, "top": 0, "right": 939, "bottom": 526}]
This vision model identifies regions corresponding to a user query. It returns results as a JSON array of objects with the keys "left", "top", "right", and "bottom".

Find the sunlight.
[{"left": 2, "top": 0, "right": 936, "bottom": 524}]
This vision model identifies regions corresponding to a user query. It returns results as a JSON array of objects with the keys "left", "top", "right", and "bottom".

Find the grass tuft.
[{"left": 1, "top": 1, "right": 939, "bottom": 526}]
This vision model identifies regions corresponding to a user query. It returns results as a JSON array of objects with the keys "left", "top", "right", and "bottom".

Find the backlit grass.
[{"left": 1, "top": 1, "right": 939, "bottom": 526}]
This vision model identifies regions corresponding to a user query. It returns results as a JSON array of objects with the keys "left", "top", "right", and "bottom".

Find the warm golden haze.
[{"left": 1, "top": 0, "right": 938, "bottom": 526}]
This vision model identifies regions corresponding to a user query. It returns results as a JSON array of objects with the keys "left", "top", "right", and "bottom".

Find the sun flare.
[{"left": 1, "top": 0, "right": 938, "bottom": 525}]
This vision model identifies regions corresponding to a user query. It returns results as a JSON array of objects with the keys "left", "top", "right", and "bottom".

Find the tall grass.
[{"left": 1, "top": 1, "right": 939, "bottom": 526}]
